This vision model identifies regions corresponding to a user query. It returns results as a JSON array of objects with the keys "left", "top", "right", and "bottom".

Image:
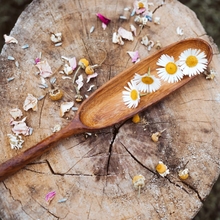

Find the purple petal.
[
  {"left": 45, "top": 191, "right": 56, "bottom": 205},
  {"left": 35, "top": 58, "right": 40, "bottom": 64},
  {"left": 96, "top": 13, "right": 111, "bottom": 25}
]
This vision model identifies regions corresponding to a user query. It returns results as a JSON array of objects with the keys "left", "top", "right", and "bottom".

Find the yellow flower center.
[
  {"left": 132, "top": 114, "right": 140, "bottom": 123},
  {"left": 186, "top": 55, "right": 198, "bottom": 67},
  {"left": 165, "top": 62, "right": 177, "bottom": 75},
  {"left": 156, "top": 163, "right": 167, "bottom": 174},
  {"left": 132, "top": 175, "right": 143, "bottom": 184},
  {"left": 131, "top": 90, "right": 138, "bottom": 101},
  {"left": 141, "top": 76, "right": 154, "bottom": 85},
  {"left": 138, "top": 2, "right": 144, "bottom": 8}
]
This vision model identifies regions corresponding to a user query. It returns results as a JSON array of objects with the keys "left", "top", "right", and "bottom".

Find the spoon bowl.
[{"left": 0, "top": 38, "right": 213, "bottom": 181}]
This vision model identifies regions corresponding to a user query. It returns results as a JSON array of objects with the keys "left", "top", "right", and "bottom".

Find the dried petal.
[
  {"left": 60, "top": 102, "right": 74, "bottom": 117},
  {"left": 141, "top": 35, "right": 149, "bottom": 46},
  {"left": 130, "top": 24, "right": 137, "bottom": 36},
  {"left": 51, "top": 33, "right": 62, "bottom": 43},
  {"left": 102, "top": 22, "right": 107, "bottom": 30},
  {"left": 96, "top": 13, "right": 111, "bottom": 25},
  {"left": 64, "top": 64, "right": 73, "bottom": 75},
  {"left": 7, "top": 134, "right": 24, "bottom": 149},
  {"left": 35, "top": 58, "right": 40, "bottom": 64},
  {"left": 177, "top": 27, "right": 184, "bottom": 36},
  {"left": 69, "top": 57, "right": 77, "bottom": 70},
  {"left": 10, "top": 117, "right": 30, "bottom": 136},
  {"left": 127, "top": 51, "right": 139, "bottom": 62},
  {"left": 154, "top": 17, "right": 160, "bottom": 24},
  {"left": 87, "top": 72, "right": 98, "bottom": 83},
  {"left": 45, "top": 191, "right": 56, "bottom": 205},
  {"left": 36, "top": 60, "right": 53, "bottom": 78},
  {"left": 23, "top": 94, "right": 38, "bottom": 111},
  {"left": 4, "top": 34, "right": 18, "bottom": 44},
  {"left": 87, "top": 85, "right": 95, "bottom": 91},
  {"left": 118, "top": 27, "right": 134, "bottom": 41},
  {"left": 76, "top": 74, "right": 83, "bottom": 91},
  {"left": 52, "top": 124, "right": 61, "bottom": 133},
  {"left": 9, "top": 108, "right": 23, "bottom": 120},
  {"left": 112, "top": 32, "right": 124, "bottom": 45}
]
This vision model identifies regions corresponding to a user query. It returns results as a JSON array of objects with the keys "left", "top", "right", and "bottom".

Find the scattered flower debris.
[
  {"left": 87, "top": 72, "right": 98, "bottom": 83},
  {"left": 112, "top": 32, "right": 124, "bottom": 45},
  {"left": 64, "top": 64, "right": 73, "bottom": 75},
  {"left": 130, "top": 24, "right": 137, "bottom": 36},
  {"left": 23, "top": 94, "right": 38, "bottom": 111},
  {"left": 7, "top": 134, "right": 24, "bottom": 149},
  {"left": 29, "top": 127, "right": 33, "bottom": 135},
  {"left": 45, "top": 191, "right": 56, "bottom": 205},
  {"left": 74, "top": 85, "right": 83, "bottom": 102},
  {"left": 85, "top": 94, "right": 89, "bottom": 98},
  {"left": 4, "top": 34, "right": 18, "bottom": 44},
  {"left": 73, "top": 59, "right": 89, "bottom": 83},
  {"left": 50, "top": 77, "right": 56, "bottom": 84},
  {"left": 62, "top": 76, "right": 71, "bottom": 79},
  {"left": 9, "top": 108, "right": 23, "bottom": 120},
  {"left": 58, "top": 198, "right": 67, "bottom": 203},
  {"left": 60, "top": 102, "right": 74, "bottom": 117},
  {"left": 87, "top": 85, "right": 95, "bottom": 91},
  {"left": 10, "top": 117, "right": 30, "bottom": 136},
  {"left": 118, "top": 27, "right": 134, "bottom": 41},
  {"left": 204, "top": 69, "right": 215, "bottom": 80},
  {"left": 127, "top": 51, "right": 139, "bottom": 62},
  {"left": 141, "top": 35, "right": 149, "bottom": 46},
  {"left": 36, "top": 60, "right": 53, "bottom": 78},
  {"left": 15, "top": 61, "right": 19, "bottom": 68},
  {"left": 76, "top": 74, "right": 84, "bottom": 91},
  {"left": 156, "top": 161, "right": 169, "bottom": 177},
  {"left": 148, "top": 40, "right": 154, "bottom": 51},
  {"left": 39, "top": 85, "right": 46, "bottom": 89},
  {"left": 52, "top": 124, "right": 61, "bottom": 133},
  {"left": 134, "top": 16, "right": 148, "bottom": 26},
  {"left": 132, "top": 114, "right": 140, "bottom": 123},
  {"left": 151, "top": 129, "right": 166, "bottom": 142},
  {"left": 90, "top": 26, "right": 95, "bottom": 33},
  {"left": 8, "top": 56, "right": 15, "bottom": 61},
  {"left": 49, "top": 88, "right": 63, "bottom": 101},
  {"left": 96, "top": 13, "right": 111, "bottom": 25},
  {"left": 155, "top": 40, "right": 162, "bottom": 50},
  {"left": 22, "top": 44, "right": 29, "bottom": 49},
  {"left": 133, "top": 0, "right": 146, "bottom": 14},
  {"left": 69, "top": 57, "right": 77, "bottom": 70},
  {"left": 131, "top": 8, "right": 136, "bottom": 16},
  {"left": 132, "top": 174, "right": 145, "bottom": 198},
  {"left": 179, "top": 168, "right": 189, "bottom": 180},
  {"left": 7, "top": 77, "right": 15, "bottom": 82},
  {"left": 38, "top": 95, "right": 45, "bottom": 101},
  {"left": 51, "top": 33, "right": 62, "bottom": 43},
  {"left": 154, "top": 17, "right": 160, "bottom": 24},
  {"left": 72, "top": 107, "right": 78, "bottom": 111},
  {"left": 102, "top": 22, "right": 107, "bottom": 30},
  {"left": 135, "top": 58, "right": 140, "bottom": 63},
  {"left": 55, "top": 43, "right": 62, "bottom": 47},
  {"left": 177, "top": 27, "right": 184, "bottom": 36},
  {"left": 120, "top": 16, "right": 127, "bottom": 20},
  {"left": 35, "top": 58, "right": 40, "bottom": 64},
  {"left": 124, "top": 7, "right": 131, "bottom": 11}
]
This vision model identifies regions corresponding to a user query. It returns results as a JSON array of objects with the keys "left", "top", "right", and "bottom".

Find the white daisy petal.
[{"left": 179, "top": 49, "right": 208, "bottom": 76}]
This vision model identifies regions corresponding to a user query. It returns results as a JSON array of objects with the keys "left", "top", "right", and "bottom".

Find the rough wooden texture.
[{"left": 0, "top": 0, "right": 219, "bottom": 219}]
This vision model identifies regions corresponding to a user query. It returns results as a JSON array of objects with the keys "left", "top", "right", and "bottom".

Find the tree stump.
[{"left": 0, "top": 0, "right": 220, "bottom": 219}]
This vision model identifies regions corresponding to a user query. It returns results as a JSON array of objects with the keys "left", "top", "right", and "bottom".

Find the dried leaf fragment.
[
  {"left": 23, "top": 94, "right": 38, "bottom": 111},
  {"left": 60, "top": 102, "right": 74, "bottom": 117},
  {"left": 9, "top": 108, "right": 23, "bottom": 119},
  {"left": 4, "top": 34, "right": 18, "bottom": 44}
]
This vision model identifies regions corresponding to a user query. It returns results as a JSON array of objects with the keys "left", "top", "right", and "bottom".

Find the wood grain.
[{"left": 0, "top": 0, "right": 220, "bottom": 219}]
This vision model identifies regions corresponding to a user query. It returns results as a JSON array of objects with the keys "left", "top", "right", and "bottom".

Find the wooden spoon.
[{"left": 0, "top": 38, "right": 213, "bottom": 181}]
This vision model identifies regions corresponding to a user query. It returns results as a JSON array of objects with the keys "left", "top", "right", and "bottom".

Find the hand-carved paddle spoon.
[{"left": 0, "top": 38, "right": 213, "bottom": 181}]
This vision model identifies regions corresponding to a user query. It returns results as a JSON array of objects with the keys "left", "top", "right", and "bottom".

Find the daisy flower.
[
  {"left": 178, "top": 49, "right": 208, "bottom": 77},
  {"left": 156, "top": 54, "right": 183, "bottom": 83},
  {"left": 123, "top": 81, "right": 140, "bottom": 108},
  {"left": 133, "top": 68, "right": 161, "bottom": 93}
]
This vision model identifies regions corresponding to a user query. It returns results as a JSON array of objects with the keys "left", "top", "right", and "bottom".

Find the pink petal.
[
  {"left": 76, "top": 74, "right": 84, "bottom": 91},
  {"left": 118, "top": 27, "right": 134, "bottom": 41},
  {"left": 10, "top": 117, "right": 30, "bottom": 136},
  {"left": 4, "top": 34, "right": 18, "bottom": 44},
  {"left": 35, "top": 58, "right": 40, "bottom": 64},
  {"left": 130, "top": 25, "right": 137, "bottom": 36},
  {"left": 87, "top": 72, "right": 98, "bottom": 83},
  {"left": 96, "top": 13, "right": 111, "bottom": 25},
  {"left": 36, "top": 60, "right": 53, "bottom": 78},
  {"left": 127, "top": 51, "right": 139, "bottom": 62},
  {"left": 102, "top": 22, "right": 107, "bottom": 30},
  {"left": 45, "top": 191, "right": 56, "bottom": 205},
  {"left": 133, "top": 1, "right": 146, "bottom": 14},
  {"left": 69, "top": 57, "right": 77, "bottom": 70}
]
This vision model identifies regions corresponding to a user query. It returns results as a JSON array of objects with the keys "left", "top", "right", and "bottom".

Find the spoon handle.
[{"left": 0, "top": 118, "right": 87, "bottom": 182}]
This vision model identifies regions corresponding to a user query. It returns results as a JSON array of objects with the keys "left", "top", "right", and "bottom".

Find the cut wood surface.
[{"left": 0, "top": 0, "right": 220, "bottom": 219}]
